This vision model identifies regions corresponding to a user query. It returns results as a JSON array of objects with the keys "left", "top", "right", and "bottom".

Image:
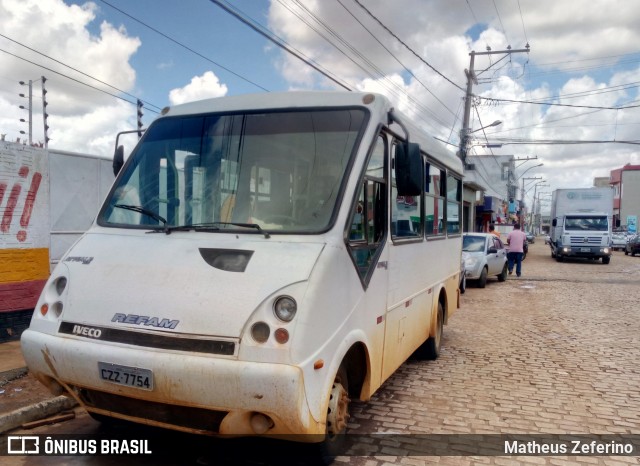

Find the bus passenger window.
[
  {"left": 425, "top": 165, "right": 445, "bottom": 236},
  {"left": 446, "top": 174, "right": 462, "bottom": 234}
]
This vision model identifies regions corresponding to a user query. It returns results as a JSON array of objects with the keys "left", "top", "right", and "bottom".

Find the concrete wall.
[{"left": 621, "top": 170, "right": 640, "bottom": 233}]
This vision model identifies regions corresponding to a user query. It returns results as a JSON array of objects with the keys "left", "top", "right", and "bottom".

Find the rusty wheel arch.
[{"left": 338, "top": 342, "right": 368, "bottom": 401}]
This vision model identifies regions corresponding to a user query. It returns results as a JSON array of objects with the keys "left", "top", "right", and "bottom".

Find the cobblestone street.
[
  {"left": 338, "top": 240, "right": 640, "bottom": 465},
  {"left": 3, "top": 240, "right": 640, "bottom": 466}
]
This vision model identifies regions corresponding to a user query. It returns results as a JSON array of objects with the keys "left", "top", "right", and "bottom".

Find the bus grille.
[{"left": 77, "top": 388, "right": 228, "bottom": 433}]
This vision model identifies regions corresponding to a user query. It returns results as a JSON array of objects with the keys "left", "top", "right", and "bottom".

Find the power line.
[
  {"left": 335, "top": 0, "right": 458, "bottom": 121},
  {"left": 98, "top": 0, "right": 270, "bottom": 93},
  {"left": 489, "top": 138, "right": 640, "bottom": 146},
  {"left": 277, "top": 0, "right": 454, "bottom": 130},
  {"left": 516, "top": 0, "right": 529, "bottom": 45},
  {"left": 351, "top": 0, "right": 465, "bottom": 93},
  {"left": 0, "top": 32, "right": 161, "bottom": 111},
  {"left": 492, "top": 0, "right": 509, "bottom": 45},
  {"left": 0, "top": 47, "right": 157, "bottom": 113},
  {"left": 209, "top": 0, "right": 352, "bottom": 91},
  {"left": 477, "top": 95, "right": 640, "bottom": 110}
]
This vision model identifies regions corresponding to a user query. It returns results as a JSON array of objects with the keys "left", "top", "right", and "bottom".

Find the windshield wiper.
[
  {"left": 114, "top": 204, "right": 166, "bottom": 225},
  {"left": 149, "top": 222, "right": 270, "bottom": 238},
  {"left": 153, "top": 223, "right": 221, "bottom": 235},
  {"left": 220, "top": 222, "right": 271, "bottom": 239}
]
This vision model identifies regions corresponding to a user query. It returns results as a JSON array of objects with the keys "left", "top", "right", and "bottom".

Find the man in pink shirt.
[{"left": 506, "top": 223, "right": 527, "bottom": 277}]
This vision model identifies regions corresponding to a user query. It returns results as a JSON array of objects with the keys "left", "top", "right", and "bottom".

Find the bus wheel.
[
  {"left": 418, "top": 301, "right": 443, "bottom": 360},
  {"left": 327, "top": 368, "right": 350, "bottom": 437},
  {"left": 317, "top": 368, "right": 350, "bottom": 461}
]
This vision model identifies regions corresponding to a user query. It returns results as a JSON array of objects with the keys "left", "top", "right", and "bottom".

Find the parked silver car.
[
  {"left": 459, "top": 254, "right": 466, "bottom": 294},
  {"left": 462, "top": 233, "right": 508, "bottom": 288},
  {"left": 611, "top": 233, "right": 627, "bottom": 251}
]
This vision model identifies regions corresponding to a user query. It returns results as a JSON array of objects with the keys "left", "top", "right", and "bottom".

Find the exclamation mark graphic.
[
  {"left": 0, "top": 169, "right": 25, "bottom": 233},
  {"left": 18, "top": 172, "right": 43, "bottom": 242}
]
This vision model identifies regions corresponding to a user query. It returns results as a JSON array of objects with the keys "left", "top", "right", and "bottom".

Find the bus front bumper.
[{"left": 21, "top": 329, "right": 322, "bottom": 437}]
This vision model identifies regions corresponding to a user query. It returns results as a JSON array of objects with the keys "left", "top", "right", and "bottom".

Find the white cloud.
[
  {"left": 168, "top": 71, "right": 228, "bottom": 105},
  {"left": 265, "top": 0, "right": 640, "bottom": 198},
  {"left": 0, "top": 0, "right": 140, "bottom": 155}
]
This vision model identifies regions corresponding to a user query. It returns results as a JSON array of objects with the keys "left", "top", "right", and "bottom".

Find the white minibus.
[{"left": 21, "top": 91, "right": 463, "bottom": 446}]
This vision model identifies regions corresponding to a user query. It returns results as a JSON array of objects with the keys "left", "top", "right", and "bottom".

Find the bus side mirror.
[
  {"left": 113, "top": 145, "right": 124, "bottom": 177},
  {"left": 616, "top": 219, "right": 621, "bottom": 228},
  {"left": 395, "top": 142, "right": 422, "bottom": 196},
  {"left": 552, "top": 218, "right": 557, "bottom": 227}
]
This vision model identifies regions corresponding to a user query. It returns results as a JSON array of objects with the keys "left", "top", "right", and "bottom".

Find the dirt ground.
[{"left": 0, "top": 371, "right": 54, "bottom": 414}]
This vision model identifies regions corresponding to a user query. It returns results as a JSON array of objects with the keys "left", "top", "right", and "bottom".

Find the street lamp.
[
  {"left": 459, "top": 120, "right": 503, "bottom": 164},
  {"left": 516, "top": 162, "right": 543, "bottom": 181},
  {"left": 529, "top": 183, "right": 550, "bottom": 233},
  {"left": 470, "top": 120, "right": 502, "bottom": 134},
  {"left": 518, "top": 163, "right": 544, "bottom": 200}
]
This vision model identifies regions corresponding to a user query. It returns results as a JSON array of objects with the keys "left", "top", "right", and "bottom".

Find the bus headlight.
[
  {"left": 273, "top": 296, "right": 297, "bottom": 322},
  {"left": 55, "top": 276, "right": 67, "bottom": 295}
]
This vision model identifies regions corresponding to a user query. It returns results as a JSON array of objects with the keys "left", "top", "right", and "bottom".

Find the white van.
[{"left": 21, "top": 91, "right": 463, "bottom": 445}]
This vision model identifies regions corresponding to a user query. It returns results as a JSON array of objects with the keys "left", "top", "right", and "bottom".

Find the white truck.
[{"left": 549, "top": 187, "right": 615, "bottom": 264}]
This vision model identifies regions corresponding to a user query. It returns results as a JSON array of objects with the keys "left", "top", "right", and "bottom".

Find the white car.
[
  {"left": 459, "top": 254, "right": 466, "bottom": 294},
  {"left": 611, "top": 233, "right": 627, "bottom": 251},
  {"left": 462, "top": 233, "right": 509, "bottom": 288}
]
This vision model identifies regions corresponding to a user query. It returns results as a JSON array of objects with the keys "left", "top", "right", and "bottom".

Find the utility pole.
[{"left": 458, "top": 45, "right": 530, "bottom": 166}]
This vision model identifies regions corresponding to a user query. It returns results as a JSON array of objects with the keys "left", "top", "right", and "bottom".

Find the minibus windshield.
[{"left": 99, "top": 109, "right": 367, "bottom": 233}]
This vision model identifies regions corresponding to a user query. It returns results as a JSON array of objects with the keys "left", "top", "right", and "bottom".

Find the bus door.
[{"left": 346, "top": 134, "right": 388, "bottom": 392}]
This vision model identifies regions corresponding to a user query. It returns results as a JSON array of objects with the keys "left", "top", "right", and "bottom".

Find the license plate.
[
  {"left": 580, "top": 247, "right": 591, "bottom": 252},
  {"left": 98, "top": 362, "right": 153, "bottom": 390}
]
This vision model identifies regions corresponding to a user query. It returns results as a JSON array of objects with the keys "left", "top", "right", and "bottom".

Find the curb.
[
  {"left": 0, "top": 395, "right": 78, "bottom": 433},
  {"left": 0, "top": 367, "right": 28, "bottom": 386}
]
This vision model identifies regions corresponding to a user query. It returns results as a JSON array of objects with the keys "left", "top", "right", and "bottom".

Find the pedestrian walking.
[
  {"left": 506, "top": 223, "right": 527, "bottom": 277},
  {"left": 489, "top": 224, "right": 500, "bottom": 238}
]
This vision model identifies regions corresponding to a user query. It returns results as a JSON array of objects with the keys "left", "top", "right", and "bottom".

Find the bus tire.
[
  {"left": 478, "top": 267, "right": 488, "bottom": 288},
  {"left": 602, "top": 256, "right": 610, "bottom": 264},
  {"left": 315, "top": 366, "right": 350, "bottom": 462},
  {"left": 88, "top": 412, "right": 126, "bottom": 426},
  {"left": 418, "top": 301, "right": 443, "bottom": 360}
]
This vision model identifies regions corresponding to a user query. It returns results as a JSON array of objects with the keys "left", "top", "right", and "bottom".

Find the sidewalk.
[
  {"left": 0, "top": 339, "right": 77, "bottom": 433},
  {"left": 0, "top": 340, "right": 27, "bottom": 376}
]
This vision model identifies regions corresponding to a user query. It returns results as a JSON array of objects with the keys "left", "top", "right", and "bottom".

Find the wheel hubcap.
[{"left": 326, "top": 381, "right": 350, "bottom": 436}]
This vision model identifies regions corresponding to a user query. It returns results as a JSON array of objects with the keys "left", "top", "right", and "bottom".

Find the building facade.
[{"left": 610, "top": 164, "right": 640, "bottom": 234}]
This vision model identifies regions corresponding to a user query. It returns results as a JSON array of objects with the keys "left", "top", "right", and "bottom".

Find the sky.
[{"left": 1, "top": 0, "right": 639, "bottom": 214}]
